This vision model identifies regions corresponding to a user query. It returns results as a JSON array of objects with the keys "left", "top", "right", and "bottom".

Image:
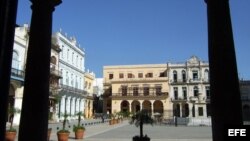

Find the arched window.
[
  {"left": 66, "top": 72, "right": 69, "bottom": 85},
  {"left": 173, "top": 70, "right": 177, "bottom": 82},
  {"left": 75, "top": 76, "right": 77, "bottom": 88},
  {"left": 193, "top": 86, "right": 199, "bottom": 97},
  {"left": 182, "top": 70, "right": 186, "bottom": 82},
  {"left": 12, "top": 51, "right": 19, "bottom": 69},
  {"left": 50, "top": 56, "right": 57, "bottom": 64},
  {"left": 204, "top": 69, "right": 209, "bottom": 82},
  {"left": 60, "top": 69, "right": 63, "bottom": 84},
  {"left": 60, "top": 45, "right": 64, "bottom": 58}
]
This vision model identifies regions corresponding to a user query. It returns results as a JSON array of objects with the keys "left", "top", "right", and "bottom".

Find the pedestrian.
[{"left": 101, "top": 115, "right": 104, "bottom": 123}]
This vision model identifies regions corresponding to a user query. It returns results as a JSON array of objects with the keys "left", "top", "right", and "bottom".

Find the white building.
[
  {"left": 93, "top": 78, "right": 104, "bottom": 97},
  {"left": 10, "top": 24, "right": 29, "bottom": 125},
  {"left": 53, "top": 31, "right": 87, "bottom": 121},
  {"left": 167, "top": 56, "right": 211, "bottom": 125}
]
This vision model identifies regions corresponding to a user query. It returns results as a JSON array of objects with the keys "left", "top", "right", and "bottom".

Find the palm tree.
[{"left": 130, "top": 109, "right": 153, "bottom": 141}]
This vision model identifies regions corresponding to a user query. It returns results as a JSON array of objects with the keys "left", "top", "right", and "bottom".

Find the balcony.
[
  {"left": 104, "top": 77, "right": 168, "bottom": 84},
  {"left": 11, "top": 68, "right": 25, "bottom": 81},
  {"left": 170, "top": 79, "right": 187, "bottom": 84},
  {"left": 111, "top": 92, "right": 169, "bottom": 100},
  {"left": 60, "top": 84, "right": 87, "bottom": 96},
  {"left": 50, "top": 63, "right": 62, "bottom": 78},
  {"left": 189, "top": 96, "right": 198, "bottom": 102},
  {"left": 171, "top": 97, "right": 188, "bottom": 102},
  {"left": 189, "top": 78, "right": 202, "bottom": 83}
]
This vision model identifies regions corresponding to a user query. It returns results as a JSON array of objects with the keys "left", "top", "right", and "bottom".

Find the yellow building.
[
  {"left": 84, "top": 70, "right": 95, "bottom": 119},
  {"left": 103, "top": 64, "right": 172, "bottom": 118}
]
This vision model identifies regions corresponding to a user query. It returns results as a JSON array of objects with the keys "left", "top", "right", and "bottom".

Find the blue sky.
[{"left": 16, "top": 0, "right": 250, "bottom": 79}]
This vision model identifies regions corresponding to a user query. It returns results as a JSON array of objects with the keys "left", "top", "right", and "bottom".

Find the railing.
[
  {"left": 60, "top": 84, "right": 87, "bottom": 95},
  {"left": 112, "top": 92, "right": 168, "bottom": 97},
  {"left": 189, "top": 78, "right": 202, "bottom": 83},
  {"left": 171, "top": 97, "right": 188, "bottom": 101},
  {"left": 50, "top": 63, "right": 62, "bottom": 77},
  {"left": 104, "top": 77, "right": 168, "bottom": 83},
  {"left": 170, "top": 78, "right": 209, "bottom": 84},
  {"left": 170, "top": 79, "right": 187, "bottom": 83},
  {"left": 50, "top": 69, "right": 62, "bottom": 77},
  {"left": 11, "top": 68, "right": 25, "bottom": 80}
]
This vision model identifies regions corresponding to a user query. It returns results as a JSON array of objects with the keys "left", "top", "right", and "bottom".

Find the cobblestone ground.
[
  {"left": 12, "top": 119, "right": 212, "bottom": 141},
  {"left": 49, "top": 120, "right": 212, "bottom": 141}
]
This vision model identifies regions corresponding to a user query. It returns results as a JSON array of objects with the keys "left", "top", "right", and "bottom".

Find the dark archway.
[
  {"left": 131, "top": 100, "right": 140, "bottom": 113},
  {"left": 153, "top": 100, "right": 163, "bottom": 114},
  {"left": 120, "top": 100, "right": 129, "bottom": 112},
  {"left": 142, "top": 100, "right": 152, "bottom": 114}
]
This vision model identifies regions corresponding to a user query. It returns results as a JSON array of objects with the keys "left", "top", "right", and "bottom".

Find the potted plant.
[
  {"left": 130, "top": 109, "right": 154, "bottom": 141},
  {"left": 109, "top": 113, "right": 115, "bottom": 125},
  {"left": 5, "top": 107, "right": 20, "bottom": 141},
  {"left": 57, "top": 114, "right": 70, "bottom": 141},
  {"left": 73, "top": 112, "right": 85, "bottom": 139}
]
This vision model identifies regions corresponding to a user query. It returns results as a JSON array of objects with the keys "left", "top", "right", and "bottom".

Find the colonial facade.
[
  {"left": 11, "top": 25, "right": 29, "bottom": 125},
  {"left": 84, "top": 70, "right": 95, "bottom": 118},
  {"left": 167, "top": 56, "right": 211, "bottom": 125},
  {"left": 240, "top": 80, "right": 250, "bottom": 122},
  {"left": 103, "top": 64, "right": 171, "bottom": 118},
  {"left": 54, "top": 31, "right": 87, "bottom": 120},
  {"left": 48, "top": 36, "right": 62, "bottom": 121}
]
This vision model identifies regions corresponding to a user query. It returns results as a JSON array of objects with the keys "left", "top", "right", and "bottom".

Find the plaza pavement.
[{"left": 48, "top": 120, "right": 212, "bottom": 141}]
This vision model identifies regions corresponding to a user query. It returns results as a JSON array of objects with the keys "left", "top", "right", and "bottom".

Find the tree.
[{"left": 130, "top": 109, "right": 153, "bottom": 140}]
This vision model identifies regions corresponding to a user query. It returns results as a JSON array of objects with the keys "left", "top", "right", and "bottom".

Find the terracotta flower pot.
[
  {"left": 47, "top": 128, "right": 52, "bottom": 141},
  {"left": 57, "top": 132, "right": 70, "bottom": 141},
  {"left": 5, "top": 131, "right": 17, "bottom": 141},
  {"left": 75, "top": 129, "right": 85, "bottom": 139}
]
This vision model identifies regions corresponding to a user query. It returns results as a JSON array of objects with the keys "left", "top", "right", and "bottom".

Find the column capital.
[
  {"left": 30, "top": 0, "right": 62, "bottom": 11},
  {"left": 205, "top": 0, "right": 229, "bottom": 4}
]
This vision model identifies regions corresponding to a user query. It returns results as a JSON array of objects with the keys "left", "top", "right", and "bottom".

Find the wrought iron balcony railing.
[
  {"left": 111, "top": 92, "right": 169, "bottom": 97},
  {"left": 60, "top": 84, "right": 87, "bottom": 95},
  {"left": 11, "top": 68, "right": 25, "bottom": 81}
]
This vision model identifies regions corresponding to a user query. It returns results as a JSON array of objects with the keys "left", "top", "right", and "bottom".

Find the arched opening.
[
  {"left": 131, "top": 100, "right": 140, "bottom": 114},
  {"left": 120, "top": 100, "right": 129, "bottom": 112},
  {"left": 193, "top": 86, "right": 199, "bottom": 97},
  {"left": 182, "top": 70, "right": 186, "bottom": 82},
  {"left": 153, "top": 100, "right": 163, "bottom": 114},
  {"left": 183, "top": 103, "right": 189, "bottom": 117},
  {"left": 173, "top": 70, "right": 177, "bottom": 82},
  {"left": 50, "top": 56, "right": 57, "bottom": 65},
  {"left": 204, "top": 69, "right": 209, "bottom": 81},
  {"left": 12, "top": 50, "right": 19, "bottom": 69},
  {"left": 173, "top": 104, "right": 180, "bottom": 117},
  {"left": 142, "top": 100, "right": 152, "bottom": 115}
]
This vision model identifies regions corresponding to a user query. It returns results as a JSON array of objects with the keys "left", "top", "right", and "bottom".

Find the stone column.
[
  {"left": 0, "top": 0, "right": 18, "bottom": 140},
  {"left": 179, "top": 103, "right": 182, "bottom": 117},
  {"left": 203, "top": 105, "right": 207, "bottom": 118},
  {"left": 80, "top": 99, "right": 84, "bottom": 113},
  {"left": 76, "top": 98, "right": 80, "bottom": 113},
  {"left": 194, "top": 105, "right": 198, "bottom": 118},
  {"left": 188, "top": 103, "right": 193, "bottom": 118},
  {"left": 66, "top": 96, "right": 71, "bottom": 115},
  {"left": 18, "top": 1, "right": 61, "bottom": 141},
  {"left": 60, "top": 95, "right": 66, "bottom": 116},
  {"left": 205, "top": 0, "right": 243, "bottom": 140},
  {"left": 71, "top": 97, "right": 76, "bottom": 117}
]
